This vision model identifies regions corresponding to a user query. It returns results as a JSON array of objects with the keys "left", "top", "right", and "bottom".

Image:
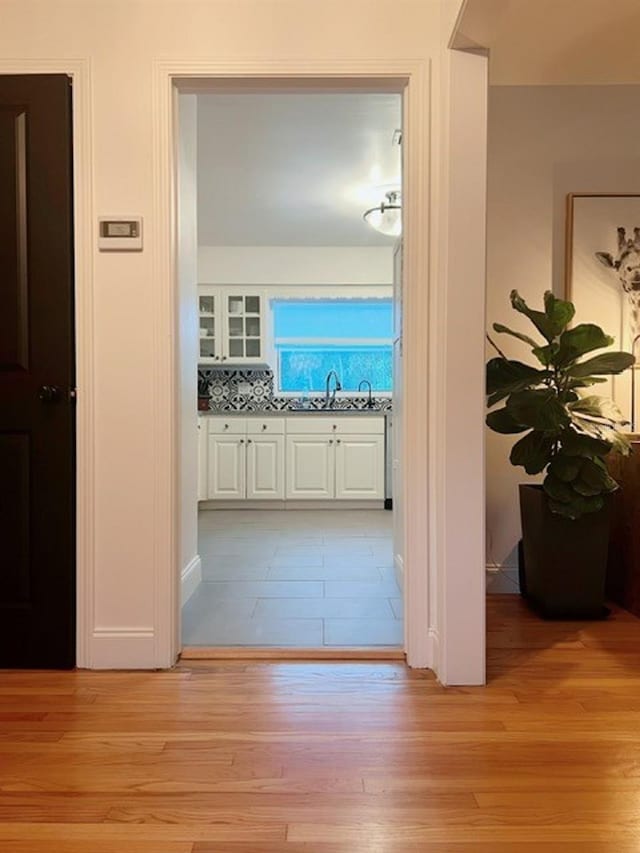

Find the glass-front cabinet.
[{"left": 198, "top": 287, "right": 266, "bottom": 365}]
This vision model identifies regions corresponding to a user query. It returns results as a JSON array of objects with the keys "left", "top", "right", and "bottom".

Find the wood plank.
[{"left": 0, "top": 598, "right": 639, "bottom": 847}]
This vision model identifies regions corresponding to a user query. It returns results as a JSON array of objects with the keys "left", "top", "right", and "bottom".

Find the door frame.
[
  {"left": 156, "top": 59, "right": 433, "bottom": 669},
  {"left": 0, "top": 59, "right": 94, "bottom": 668}
]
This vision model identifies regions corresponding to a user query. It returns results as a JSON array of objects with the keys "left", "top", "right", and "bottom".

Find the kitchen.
[{"left": 180, "top": 91, "right": 404, "bottom": 650}]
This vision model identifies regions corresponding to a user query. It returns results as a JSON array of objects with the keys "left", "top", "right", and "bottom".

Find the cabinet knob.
[
  {"left": 224, "top": 424, "right": 229, "bottom": 430},
  {"left": 332, "top": 424, "right": 337, "bottom": 430},
  {"left": 329, "top": 439, "right": 333, "bottom": 445},
  {"left": 240, "top": 439, "right": 245, "bottom": 444},
  {"left": 336, "top": 439, "right": 341, "bottom": 444},
  {"left": 247, "top": 439, "right": 252, "bottom": 444},
  {"left": 262, "top": 424, "right": 267, "bottom": 430}
]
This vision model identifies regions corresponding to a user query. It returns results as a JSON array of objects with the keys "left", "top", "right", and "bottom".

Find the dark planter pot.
[{"left": 519, "top": 484, "right": 611, "bottom": 620}]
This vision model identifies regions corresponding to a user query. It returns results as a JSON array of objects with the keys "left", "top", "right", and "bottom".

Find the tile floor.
[{"left": 182, "top": 508, "right": 403, "bottom": 647}]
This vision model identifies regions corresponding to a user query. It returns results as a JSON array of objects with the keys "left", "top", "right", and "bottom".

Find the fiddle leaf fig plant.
[{"left": 486, "top": 290, "right": 635, "bottom": 520}]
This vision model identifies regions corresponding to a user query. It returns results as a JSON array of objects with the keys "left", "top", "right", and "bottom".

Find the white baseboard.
[
  {"left": 181, "top": 554, "right": 202, "bottom": 606},
  {"left": 199, "top": 500, "right": 384, "bottom": 511},
  {"left": 394, "top": 554, "right": 404, "bottom": 591},
  {"left": 87, "top": 628, "right": 156, "bottom": 669}
]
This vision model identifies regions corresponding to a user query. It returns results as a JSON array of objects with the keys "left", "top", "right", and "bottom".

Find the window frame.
[{"left": 266, "top": 289, "right": 394, "bottom": 398}]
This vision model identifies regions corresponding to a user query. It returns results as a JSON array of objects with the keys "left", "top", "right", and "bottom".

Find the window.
[{"left": 272, "top": 299, "right": 393, "bottom": 394}]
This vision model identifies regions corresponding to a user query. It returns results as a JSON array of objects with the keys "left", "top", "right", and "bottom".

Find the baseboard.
[
  {"left": 87, "top": 628, "right": 156, "bottom": 669},
  {"left": 181, "top": 554, "right": 202, "bottom": 606},
  {"left": 394, "top": 554, "right": 405, "bottom": 592},
  {"left": 199, "top": 500, "right": 385, "bottom": 511}
]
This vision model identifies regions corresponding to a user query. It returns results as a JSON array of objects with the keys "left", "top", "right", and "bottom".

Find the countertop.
[{"left": 198, "top": 409, "right": 390, "bottom": 417}]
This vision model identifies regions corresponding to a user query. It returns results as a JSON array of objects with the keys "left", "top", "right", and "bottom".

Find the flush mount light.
[{"left": 363, "top": 190, "right": 402, "bottom": 237}]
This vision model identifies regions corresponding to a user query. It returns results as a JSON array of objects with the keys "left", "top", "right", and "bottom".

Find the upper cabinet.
[{"left": 198, "top": 286, "right": 266, "bottom": 365}]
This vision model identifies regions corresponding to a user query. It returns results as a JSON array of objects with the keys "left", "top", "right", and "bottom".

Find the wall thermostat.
[{"left": 98, "top": 216, "right": 143, "bottom": 251}]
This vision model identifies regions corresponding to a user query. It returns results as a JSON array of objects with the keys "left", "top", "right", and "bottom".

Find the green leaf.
[
  {"left": 510, "top": 291, "right": 557, "bottom": 342},
  {"left": 492, "top": 323, "right": 541, "bottom": 349},
  {"left": 486, "top": 408, "right": 529, "bottom": 434},
  {"left": 509, "top": 430, "right": 555, "bottom": 474},
  {"left": 569, "top": 351, "right": 635, "bottom": 378},
  {"left": 569, "top": 396, "right": 628, "bottom": 426},
  {"left": 566, "top": 377, "right": 608, "bottom": 390},
  {"left": 486, "top": 357, "right": 550, "bottom": 397},
  {"left": 548, "top": 499, "right": 581, "bottom": 519},
  {"left": 571, "top": 417, "right": 632, "bottom": 456},
  {"left": 544, "top": 291, "right": 576, "bottom": 337},
  {"left": 506, "top": 389, "right": 570, "bottom": 432},
  {"left": 556, "top": 324, "right": 614, "bottom": 365},
  {"left": 548, "top": 454, "right": 582, "bottom": 482},
  {"left": 578, "top": 458, "right": 613, "bottom": 491},
  {"left": 532, "top": 342, "right": 560, "bottom": 366},
  {"left": 543, "top": 474, "right": 575, "bottom": 503},
  {"left": 560, "top": 430, "right": 611, "bottom": 458}
]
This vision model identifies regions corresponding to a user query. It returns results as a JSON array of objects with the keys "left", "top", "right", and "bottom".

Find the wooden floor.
[{"left": 3, "top": 596, "right": 640, "bottom": 851}]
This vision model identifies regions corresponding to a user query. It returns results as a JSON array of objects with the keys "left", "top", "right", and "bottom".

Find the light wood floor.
[{"left": 2, "top": 596, "right": 640, "bottom": 851}]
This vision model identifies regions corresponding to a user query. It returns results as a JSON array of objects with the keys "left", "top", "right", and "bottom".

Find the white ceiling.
[
  {"left": 454, "top": 0, "right": 640, "bottom": 85},
  {"left": 196, "top": 93, "right": 402, "bottom": 247}
]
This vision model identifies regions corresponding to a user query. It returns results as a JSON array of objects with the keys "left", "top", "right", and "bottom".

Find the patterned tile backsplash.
[{"left": 198, "top": 367, "right": 392, "bottom": 413}]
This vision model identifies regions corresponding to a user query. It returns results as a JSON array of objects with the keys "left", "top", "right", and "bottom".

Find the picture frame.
[{"left": 565, "top": 193, "right": 640, "bottom": 425}]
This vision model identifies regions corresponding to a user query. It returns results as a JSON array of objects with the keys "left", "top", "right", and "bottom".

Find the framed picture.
[{"left": 565, "top": 193, "right": 640, "bottom": 425}]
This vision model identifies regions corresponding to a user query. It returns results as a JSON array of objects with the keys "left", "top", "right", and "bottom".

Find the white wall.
[
  {"left": 178, "top": 95, "right": 202, "bottom": 606},
  {"left": 0, "top": 0, "right": 487, "bottom": 679},
  {"left": 199, "top": 246, "right": 393, "bottom": 285},
  {"left": 486, "top": 84, "right": 640, "bottom": 568}
]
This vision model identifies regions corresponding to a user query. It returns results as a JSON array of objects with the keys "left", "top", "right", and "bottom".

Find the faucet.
[
  {"left": 324, "top": 370, "right": 341, "bottom": 408},
  {"left": 358, "top": 379, "right": 373, "bottom": 409}
]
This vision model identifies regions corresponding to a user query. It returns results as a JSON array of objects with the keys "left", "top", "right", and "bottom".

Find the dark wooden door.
[{"left": 0, "top": 75, "right": 75, "bottom": 668}]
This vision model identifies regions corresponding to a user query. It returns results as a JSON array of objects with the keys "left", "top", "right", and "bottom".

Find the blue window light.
[{"left": 272, "top": 299, "right": 393, "bottom": 394}]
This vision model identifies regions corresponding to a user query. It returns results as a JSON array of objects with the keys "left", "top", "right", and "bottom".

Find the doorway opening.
[{"left": 176, "top": 85, "right": 406, "bottom": 656}]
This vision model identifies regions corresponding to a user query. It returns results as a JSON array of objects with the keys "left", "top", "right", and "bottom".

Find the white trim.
[
  {"left": 199, "top": 499, "right": 385, "bottom": 511},
  {"left": 0, "top": 60, "right": 96, "bottom": 669},
  {"left": 156, "top": 58, "right": 435, "bottom": 672},
  {"left": 394, "top": 554, "right": 405, "bottom": 592},
  {"left": 181, "top": 555, "right": 202, "bottom": 606},
  {"left": 91, "top": 628, "right": 156, "bottom": 670}
]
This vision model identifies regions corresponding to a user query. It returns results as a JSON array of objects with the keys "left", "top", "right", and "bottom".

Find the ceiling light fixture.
[{"left": 363, "top": 190, "right": 402, "bottom": 237}]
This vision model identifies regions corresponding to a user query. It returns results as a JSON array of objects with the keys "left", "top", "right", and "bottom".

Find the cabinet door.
[
  {"left": 247, "top": 435, "right": 284, "bottom": 500},
  {"left": 198, "top": 288, "right": 222, "bottom": 364},
  {"left": 197, "top": 417, "right": 208, "bottom": 500},
  {"left": 285, "top": 435, "right": 335, "bottom": 499},
  {"left": 222, "top": 291, "right": 265, "bottom": 364},
  {"left": 208, "top": 435, "right": 246, "bottom": 500},
  {"left": 335, "top": 435, "right": 384, "bottom": 499}
]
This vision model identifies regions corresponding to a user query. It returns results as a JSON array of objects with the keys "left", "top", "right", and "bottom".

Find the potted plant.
[
  {"left": 486, "top": 290, "right": 635, "bottom": 619},
  {"left": 198, "top": 371, "right": 211, "bottom": 412}
]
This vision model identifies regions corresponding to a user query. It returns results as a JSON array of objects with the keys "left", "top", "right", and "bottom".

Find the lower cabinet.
[
  {"left": 208, "top": 435, "right": 246, "bottom": 500},
  {"left": 286, "top": 433, "right": 384, "bottom": 500},
  {"left": 286, "top": 436, "right": 335, "bottom": 499},
  {"left": 247, "top": 434, "right": 285, "bottom": 500},
  {"left": 201, "top": 416, "right": 385, "bottom": 503},
  {"left": 335, "top": 435, "right": 384, "bottom": 499}
]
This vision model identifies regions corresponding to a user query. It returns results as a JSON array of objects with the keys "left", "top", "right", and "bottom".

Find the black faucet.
[
  {"left": 358, "top": 379, "right": 373, "bottom": 409},
  {"left": 324, "top": 370, "right": 341, "bottom": 408}
]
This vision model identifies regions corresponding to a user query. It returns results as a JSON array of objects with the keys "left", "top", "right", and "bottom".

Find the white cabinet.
[
  {"left": 286, "top": 435, "right": 335, "bottom": 499},
  {"left": 208, "top": 434, "right": 246, "bottom": 500},
  {"left": 198, "top": 287, "right": 266, "bottom": 365},
  {"left": 247, "top": 434, "right": 285, "bottom": 500},
  {"left": 285, "top": 416, "right": 385, "bottom": 501},
  {"left": 335, "top": 435, "right": 384, "bottom": 499},
  {"left": 203, "top": 415, "right": 385, "bottom": 503},
  {"left": 205, "top": 417, "right": 284, "bottom": 501}
]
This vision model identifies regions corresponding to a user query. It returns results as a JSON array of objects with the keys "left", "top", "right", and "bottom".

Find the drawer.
[
  {"left": 208, "top": 417, "right": 247, "bottom": 435},
  {"left": 247, "top": 418, "right": 285, "bottom": 435},
  {"left": 285, "top": 416, "right": 385, "bottom": 435}
]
